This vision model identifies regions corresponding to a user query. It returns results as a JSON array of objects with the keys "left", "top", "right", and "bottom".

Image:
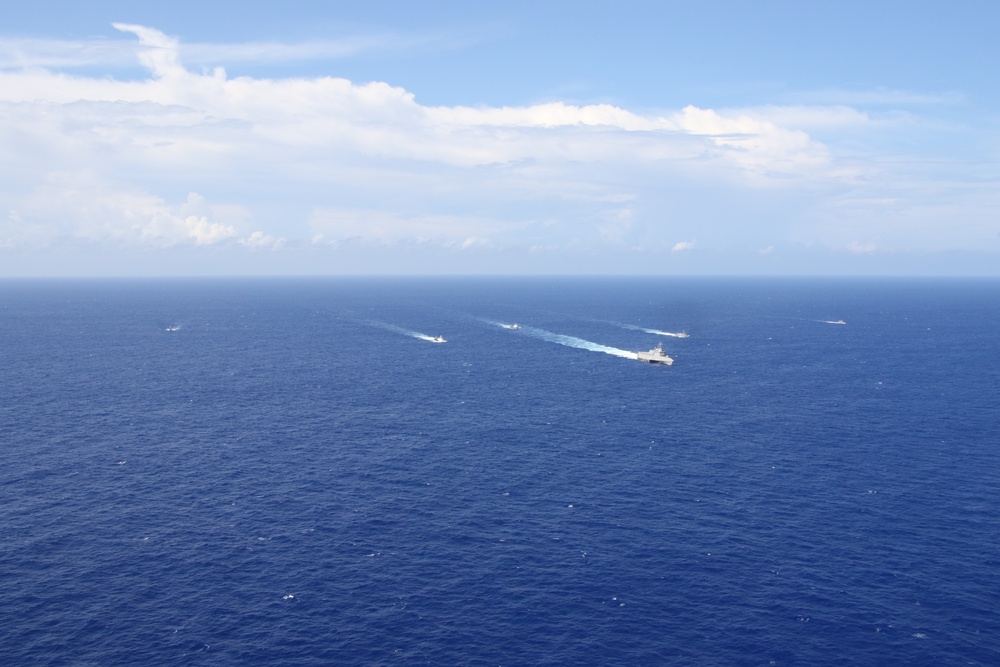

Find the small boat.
[
  {"left": 502, "top": 323, "right": 520, "bottom": 330},
  {"left": 430, "top": 335, "right": 447, "bottom": 343},
  {"left": 636, "top": 342, "right": 674, "bottom": 365}
]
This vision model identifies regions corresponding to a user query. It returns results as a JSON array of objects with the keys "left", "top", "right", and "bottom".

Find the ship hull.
[{"left": 637, "top": 352, "right": 673, "bottom": 365}]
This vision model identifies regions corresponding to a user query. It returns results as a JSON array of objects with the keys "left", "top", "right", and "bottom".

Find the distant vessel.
[
  {"left": 825, "top": 320, "right": 846, "bottom": 325},
  {"left": 165, "top": 325, "right": 181, "bottom": 332},
  {"left": 674, "top": 332, "right": 689, "bottom": 338},
  {"left": 502, "top": 323, "right": 520, "bottom": 330},
  {"left": 430, "top": 335, "right": 447, "bottom": 343},
  {"left": 637, "top": 342, "right": 674, "bottom": 365}
]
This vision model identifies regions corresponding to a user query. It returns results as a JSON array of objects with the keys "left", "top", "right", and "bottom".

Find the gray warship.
[{"left": 637, "top": 342, "right": 673, "bottom": 365}]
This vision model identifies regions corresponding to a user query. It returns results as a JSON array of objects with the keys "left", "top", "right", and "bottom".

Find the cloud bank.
[{"left": 0, "top": 24, "right": 996, "bottom": 273}]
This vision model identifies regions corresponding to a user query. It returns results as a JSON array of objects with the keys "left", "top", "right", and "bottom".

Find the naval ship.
[{"left": 637, "top": 342, "right": 674, "bottom": 365}]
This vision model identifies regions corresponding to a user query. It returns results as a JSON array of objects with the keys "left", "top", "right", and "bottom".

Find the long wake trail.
[
  {"left": 369, "top": 320, "right": 443, "bottom": 343},
  {"left": 487, "top": 320, "right": 638, "bottom": 360},
  {"left": 617, "top": 323, "right": 689, "bottom": 338}
]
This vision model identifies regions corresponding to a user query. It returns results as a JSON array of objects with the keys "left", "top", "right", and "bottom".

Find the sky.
[{"left": 1, "top": 0, "right": 999, "bottom": 276}]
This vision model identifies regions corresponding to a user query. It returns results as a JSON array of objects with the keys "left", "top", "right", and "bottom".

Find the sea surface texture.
[{"left": 1, "top": 277, "right": 998, "bottom": 666}]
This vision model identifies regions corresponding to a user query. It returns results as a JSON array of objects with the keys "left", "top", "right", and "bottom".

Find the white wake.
[
  {"left": 617, "top": 323, "right": 689, "bottom": 338},
  {"left": 370, "top": 321, "right": 446, "bottom": 342},
  {"left": 517, "top": 325, "right": 639, "bottom": 360}
]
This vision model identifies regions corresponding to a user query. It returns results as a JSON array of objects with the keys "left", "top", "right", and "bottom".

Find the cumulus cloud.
[
  {"left": 240, "top": 230, "right": 286, "bottom": 249},
  {"left": 672, "top": 105, "right": 829, "bottom": 177},
  {"left": 0, "top": 24, "right": 834, "bottom": 175},
  {"left": 0, "top": 23, "right": 989, "bottom": 265},
  {"left": 3, "top": 173, "right": 240, "bottom": 247},
  {"left": 112, "top": 23, "right": 185, "bottom": 79}
]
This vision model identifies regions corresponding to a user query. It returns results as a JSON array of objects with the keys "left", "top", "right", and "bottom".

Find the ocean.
[{"left": 1, "top": 277, "right": 998, "bottom": 665}]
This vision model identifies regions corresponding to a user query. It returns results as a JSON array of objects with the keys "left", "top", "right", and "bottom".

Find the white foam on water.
[
  {"left": 370, "top": 320, "right": 444, "bottom": 342},
  {"left": 642, "top": 328, "right": 689, "bottom": 338},
  {"left": 519, "top": 325, "right": 639, "bottom": 360},
  {"left": 478, "top": 317, "right": 519, "bottom": 330},
  {"left": 615, "top": 322, "right": 688, "bottom": 338}
]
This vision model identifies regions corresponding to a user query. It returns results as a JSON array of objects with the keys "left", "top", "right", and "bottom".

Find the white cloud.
[
  {"left": 433, "top": 102, "right": 673, "bottom": 131},
  {"left": 4, "top": 173, "right": 241, "bottom": 247},
  {"left": 0, "top": 28, "right": 430, "bottom": 71},
  {"left": 112, "top": 23, "right": 185, "bottom": 79},
  {"left": 177, "top": 215, "right": 237, "bottom": 246},
  {"left": 729, "top": 105, "right": 876, "bottom": 131},
  {"left": 0, "top": 25, "right": 834, "bottom": 176},
  {"left": 240, "top": 230, "right": 286, "bottom": 249},
  {"left": 0, "top": 37, "right": 136, "bottom": 70},
  {"left": 0, "top": 23, "right": 994, "bottom": 268},
  {"left": 597, "top": 207, "right": 634, "bottom": 243},
  {"left": 672, "top": 105, "right": 829, "bottom": 177},
  {"left": 308, "top": 207, "right": 530, "bottom": 245},
  {"left": 847, "top": 241, "right": 878, "bottom": 254},
  {"left": 792, "top": 88, "right": 965, "bottom": 107}
]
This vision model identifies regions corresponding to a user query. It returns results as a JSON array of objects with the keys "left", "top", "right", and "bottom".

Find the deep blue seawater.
[{"left": 1, "top": 277, "right": 998, "bottom": 666}]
